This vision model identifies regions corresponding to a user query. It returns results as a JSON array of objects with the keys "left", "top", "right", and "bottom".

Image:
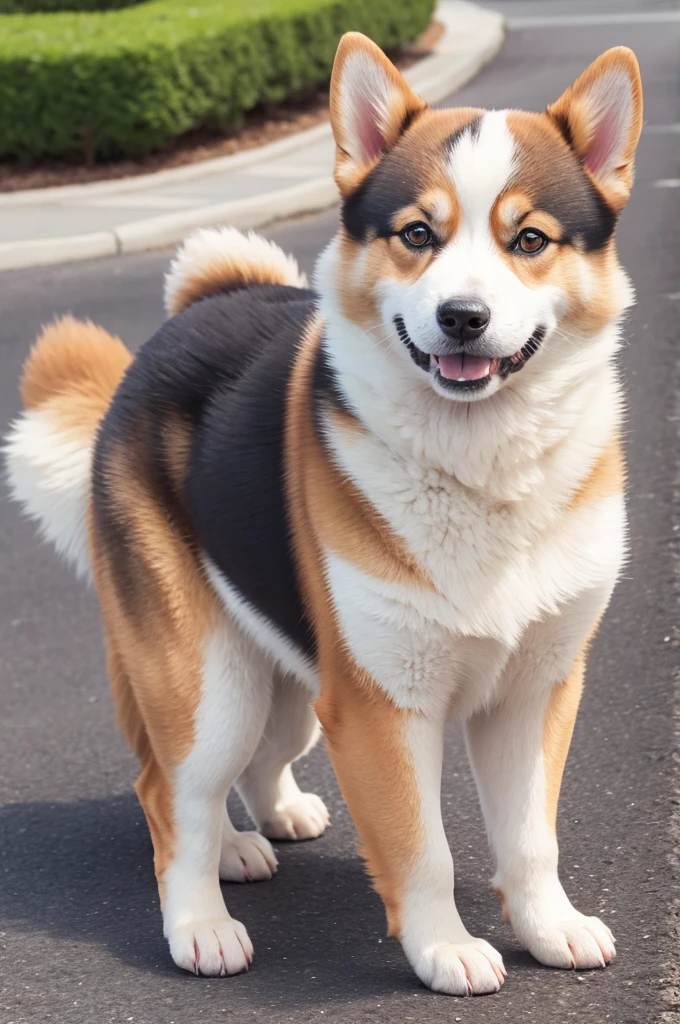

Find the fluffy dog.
[{"left": 6, "top": 33, "right": 642, "bottom": 995}]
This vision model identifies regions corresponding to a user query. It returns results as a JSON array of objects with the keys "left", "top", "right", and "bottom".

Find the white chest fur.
[{"left": 321, "top": 365, "right": 626, "bottom": 715}]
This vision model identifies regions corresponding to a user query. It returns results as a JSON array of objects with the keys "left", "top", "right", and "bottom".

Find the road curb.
[
  {"left": 114, "top": 176, "right": 338, "bottom": 254},
  {"left": 0, "top": 1, "right": 505, "bottom": 270}
]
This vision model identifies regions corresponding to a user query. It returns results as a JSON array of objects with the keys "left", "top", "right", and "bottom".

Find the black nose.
[{"left": 437, "top": 298, "right": 491, "bottom": 342}]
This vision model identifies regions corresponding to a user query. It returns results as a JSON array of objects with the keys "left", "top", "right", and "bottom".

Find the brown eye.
[
  {"left": 514, "top": 228, "right": 548, "bottom": 255},
  {"left": 401, "top": 222, "right": 432, "bottom": 248}
]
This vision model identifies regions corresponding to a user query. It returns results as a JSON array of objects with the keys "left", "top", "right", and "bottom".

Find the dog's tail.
[
  {"left": 163, "top": 226, "right": 308, "bottom": 317},
  {"left": 4, "top": 316, "right": 132, "bottom": 579}
]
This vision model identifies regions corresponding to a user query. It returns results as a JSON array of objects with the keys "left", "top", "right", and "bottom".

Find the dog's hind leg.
[
  {"left": 93, "top": 504, "right": 276, "bottom": 975},
  {"left": 156, "top": 622, "right": 274, "bottom": 974},
  {"left": 129, "top": 612, "right": 274, "bottom": 974},
  {"left": 236, "top": 673, "right": 329, "bottom": 841}
]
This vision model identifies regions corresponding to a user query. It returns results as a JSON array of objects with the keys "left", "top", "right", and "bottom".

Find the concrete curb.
[
  {"left": 0, "top": 1, "right": 505, "bottom": 270},
  {"left": 115, "top": 176, "right": 337, "bottom": 254}
]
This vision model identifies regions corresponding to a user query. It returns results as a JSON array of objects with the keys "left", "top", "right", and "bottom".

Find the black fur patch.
[
  {"left": 512, "top": 122, "right": 618, "bottom": 252},
  {"left": 445, "top": 115, "right": 483, "bottom": 152},
  {"left": 93, "top": 284, "right": 320, "bottom": 658},
  {"left": 342, "top": 142, "right": 424, "bottom": 242},
  {"left": 550, "top": 110, "right": 573, "bottom": 149},
  {"left": 398, "top": 104, "right": 425, "bottom": 138},
  {"left": 312, "top": 343, "right": 357, "bottom": 426},
  {"left": 527, "top": 165, "right": 616, "bottom": 251}
]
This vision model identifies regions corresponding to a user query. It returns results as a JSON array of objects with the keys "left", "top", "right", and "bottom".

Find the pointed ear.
[
  {"left": 329, "top": 32, "right": 427, "bottom": 196},
  {"left": 547, "top": 47, "right": 643, "bottom": 210}
]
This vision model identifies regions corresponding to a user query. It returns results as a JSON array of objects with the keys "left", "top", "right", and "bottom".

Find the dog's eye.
[
  {"left": 401, "top": 222, "right": 432, "bottom": 248},
  {"left": 514, "top": 228, "right": 549, "bottom": 255}
]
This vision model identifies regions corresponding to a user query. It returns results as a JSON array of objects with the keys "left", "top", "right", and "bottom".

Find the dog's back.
[{"left": 94, "top": 279, "right": 318, "bottom": 658}]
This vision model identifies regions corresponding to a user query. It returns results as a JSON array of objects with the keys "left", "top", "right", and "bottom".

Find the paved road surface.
[{"left": 1, "top": 2, "right": 679, "bottom": 1021}]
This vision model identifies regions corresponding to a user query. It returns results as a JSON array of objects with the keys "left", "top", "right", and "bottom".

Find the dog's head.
[{"left": 319, "top": 33, "right": 642, "bottom": 403}]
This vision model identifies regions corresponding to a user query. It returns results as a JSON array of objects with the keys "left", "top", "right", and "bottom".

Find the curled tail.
[
  {"left": 5, "top": 228, "right": 302, "bottom": 576},
  {"left": 163, "top": 226, "right": 308, "bottom": 317},
  {"left": 4, "top": 316, "right": 131, "bottom": 578}
]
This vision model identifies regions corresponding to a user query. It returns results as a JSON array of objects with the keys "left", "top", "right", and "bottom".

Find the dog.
[{"left": 5, "top": 33, "right": 642, "bottom": 995}]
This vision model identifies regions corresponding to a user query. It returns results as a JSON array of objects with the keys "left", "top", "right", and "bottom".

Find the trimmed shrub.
[
  {"left": 0, "top": 0, "right": 436, "bottom": 161},
  {"left": 0, "top": 0, "right": 144, "bottom": 15},
  {"left": 0, "top": 0, "right": 143, "bottom": 14}
]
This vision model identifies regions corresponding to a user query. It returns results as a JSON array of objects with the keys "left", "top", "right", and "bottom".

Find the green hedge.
[
  {"left": 0, "top": 0, "right": 144, "bottom": 15},
  {"left": 0, "top": 0, "right": 436, "bottom": 162}
]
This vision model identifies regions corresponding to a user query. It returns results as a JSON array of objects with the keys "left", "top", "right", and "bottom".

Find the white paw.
[
  {"left": 523, "top": 913, "right": 616, "bottom": 969},
  {"left": 168, "top": 916, "right": 253, "bottom": 976},
  {"left": 219, "top": 830, "right": 278, "bottom": 882},
  {"left": 260, "top": 793, "right": 330, "bottom": 840},
  {"left": 413, "top": 938, "right": 506, "bottom": 996}
]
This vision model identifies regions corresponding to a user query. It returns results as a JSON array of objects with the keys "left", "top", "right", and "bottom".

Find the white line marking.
[
  {"left": 509, "top": 12, "right": 680, "bottom": 28},
  {"left": 654, "top": 179, "right": 680, "bottom": 189}
]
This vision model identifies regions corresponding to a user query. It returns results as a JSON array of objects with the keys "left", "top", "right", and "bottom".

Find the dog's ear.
[
  {"left": 330, "top": 32, "right": 427, "bottom": 197},
  {"left": 547, "top": 47, "right": 643, "bottom": 210}
]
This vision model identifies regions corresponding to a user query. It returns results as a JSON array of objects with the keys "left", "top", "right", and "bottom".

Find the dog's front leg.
[
  {"left": 316, "top": 668, "right": 505, "bottom": 996},
  {"left": 465, "top": 602, "right": 617, "bottom": 971}
]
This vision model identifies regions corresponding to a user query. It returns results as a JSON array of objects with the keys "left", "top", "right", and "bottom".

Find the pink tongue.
[{"left": 437, "top": 353, "right": 491, "bottom": 380}]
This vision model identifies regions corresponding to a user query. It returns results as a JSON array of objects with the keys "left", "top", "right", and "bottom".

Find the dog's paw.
[
  {"left": 412, "top": 938, "right": 506, "bottom": 996},
  {"left": 522, "top": 913, "right": 616, "bottom": 969},
  {"left": 168, "top": 916, "right": 253, "bottom": 976},
  {"left": 219, "top": 829, "right": 278, "bottom": 882},
  {"left": 260, "top": 793, "right": 330, "bottom": 840}
]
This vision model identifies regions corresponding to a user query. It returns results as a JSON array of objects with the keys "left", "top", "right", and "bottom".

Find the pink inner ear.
[
  {"left": 581, "top": 74, "right": 631, "bottom": 176},
  {"left": 354, "top": 95, "right": 387, "bottom": 163},
  {"left": 585, "top": 108, "right": 624, "bottom": 175}
]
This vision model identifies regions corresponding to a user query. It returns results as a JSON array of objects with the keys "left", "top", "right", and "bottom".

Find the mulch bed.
[{"left": 0, "top": 20, "right": 443, "bottom": 193}]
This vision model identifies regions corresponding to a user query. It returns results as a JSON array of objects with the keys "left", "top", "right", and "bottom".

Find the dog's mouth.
[{"left": 394, "top": 317, "right": 546, "bottom": 393}]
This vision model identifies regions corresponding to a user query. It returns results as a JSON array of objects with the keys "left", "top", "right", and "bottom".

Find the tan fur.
[
  {"left": 492, "top": 190, "right": 564, "bottom": 251},
  {"left": 546, "top": 47, "right": 643, "bottom": 211},
  {"left": 318, "top": 409, "right": 435, "bottom": 590},
  {"left": 493, "top": 884, "right": 509, "bottom": 922},
  {"left": 160, "top": 414, "right": 193, "bottom": 501},
  {"left": 542, "top": 438, "right": 625, "bottom": 831},
  {"left": 93, "top": 445, "right": 218, "bottom": 765},
  {"left": 20, "top": 316, "right": 132, "bottom": 446},
  {"left": 90, "top": 443, "right": 222, "bottom": 895},
  {"left": 570, "top": 436, "right": 625, "bottom": 512},
  {"left": 543, "top": 615, "right": 605, "bottom": 833},
  {"left": 167, "top": 249, "right": 302, "bottom": 318},
  {"left": 134, "top": 755, "right": 177, "bottom": 893},
  {"left": 285, "top": 320, "right": 424, "bottom": 936},
  {"left": 542, "top": 651, "right": 586, "bottom": 833}
]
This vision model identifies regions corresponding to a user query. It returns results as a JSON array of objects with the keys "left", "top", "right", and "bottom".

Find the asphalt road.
[{"left": 2, "top": 2, "right": 679, "bottom": 1022}]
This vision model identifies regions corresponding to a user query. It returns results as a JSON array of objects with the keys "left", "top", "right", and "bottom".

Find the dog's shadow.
[{"left": 0, "top": 789, "right": 531, "bottom": 1000}]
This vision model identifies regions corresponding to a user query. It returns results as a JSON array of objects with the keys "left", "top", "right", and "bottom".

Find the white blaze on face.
[
  {"left": 448, "top": 110, "right": 516, "bottom": 245},
  {"left": 379, "top": 111, "right": 561, "bottom": 368}
]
